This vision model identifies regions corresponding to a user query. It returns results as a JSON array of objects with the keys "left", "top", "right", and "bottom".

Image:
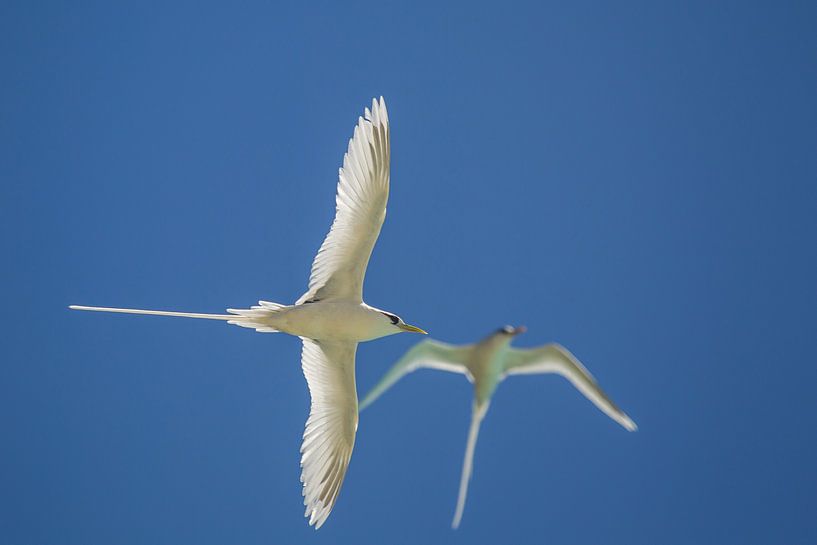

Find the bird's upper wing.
[
  {"left": 503, "top": 344, "right": 637, "bottom": 431},
  {"left": 359, "top": 339, "right": 472, "bottom": 410},
  {"left": 296, "top": 97, "right": 390, "bottom": 305},
  {"left": 299, "top": 338, "right": 359, "bottom": 528}
]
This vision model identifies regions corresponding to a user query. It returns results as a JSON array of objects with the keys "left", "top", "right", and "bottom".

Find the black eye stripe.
[{"left": 382, "top": 313, "right": 399, "bottom": 325}]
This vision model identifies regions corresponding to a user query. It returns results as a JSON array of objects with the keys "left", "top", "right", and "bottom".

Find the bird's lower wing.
[
  {"left": 359, "top": 339, "right": 472, "bottom": 410},
  {"left": 297, "top": 98, "right": 390, "bottom": 305},
  {"left": 299, "top": 339, "right": 359, "bottom": 528},
  {"left": 452, "top": 400, "right": 489, "bottom": 529},
  {"left": 503, "top": 344, "right": 637, "bottom": 431}
]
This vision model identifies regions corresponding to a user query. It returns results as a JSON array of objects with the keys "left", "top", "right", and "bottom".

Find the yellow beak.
[{"left": 398, "top": 323, "right": 428, "bottom": 334}]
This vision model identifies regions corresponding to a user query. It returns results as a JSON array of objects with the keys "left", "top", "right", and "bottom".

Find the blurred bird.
[
  {"left": 360, "top": 326, "right": 636, "bottom": 528},
  {"left": 70, "top": 97, "right": 427, "bottom": 528}
]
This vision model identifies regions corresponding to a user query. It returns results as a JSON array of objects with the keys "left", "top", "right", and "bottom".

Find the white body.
[
  {"left": 71, "top": 98, "right": 425, "bottom": 529},
  {"left": 267, "top": 302, "right": 401, "bottom": 342}
]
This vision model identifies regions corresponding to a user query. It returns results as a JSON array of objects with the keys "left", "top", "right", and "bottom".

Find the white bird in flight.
[
  {"left": 70, "top": 97, "right": 427, "bottom": 529},
  {"left": 360, "top": 326, "right": 636, "bottom": 529}
]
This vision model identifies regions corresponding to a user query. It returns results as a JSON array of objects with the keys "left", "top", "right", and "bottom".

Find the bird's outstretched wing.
[
  {"left": 299, "top": 339, "right": 359, "bottom": 528},
  {"left": 359, "top": 339, "right": 472, "bottom": 410},
  {"left": 503, "top": 344, "right": 637, "bottom": 431},
  {"left": 452, "top": 400, "right": 489, "bottom": 529},
  {"left": 297, "top": 97, "right": 390, "bottom": 305}
]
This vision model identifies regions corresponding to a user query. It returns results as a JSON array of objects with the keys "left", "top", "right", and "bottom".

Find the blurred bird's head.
[
  {"left": 478, "top": 325, "right": 526, "bottom": 349},
  {"left": 496, "top": 325, "right": 527, "bottom": 337},
  {"left": 484, "top": 325, "right": 527, "bottom": 346}
]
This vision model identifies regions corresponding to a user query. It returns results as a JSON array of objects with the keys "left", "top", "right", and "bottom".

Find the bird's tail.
[
  {"left": 226, "top": 301, "right": 288, "bottom": 332},
  {"left": 452, "top": 400, "right": 490, "bottom": 529},
  {"left": 69, "top": 300, "right": 288, "bottom": 333}
]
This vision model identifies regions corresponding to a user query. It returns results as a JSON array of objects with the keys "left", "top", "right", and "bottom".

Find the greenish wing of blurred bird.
[
  {"left": 502, "top": 343, "right": 637, "bottom": 431},
  {"left": 359, "top": 339, "right": 473, "bottom": 410}
]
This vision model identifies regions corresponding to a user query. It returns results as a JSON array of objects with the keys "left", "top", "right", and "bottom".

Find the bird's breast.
[{"left": 468, "top": 347, "right": 507, "bottom": 403}]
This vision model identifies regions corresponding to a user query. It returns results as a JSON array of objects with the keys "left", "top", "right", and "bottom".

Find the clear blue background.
[{"left": 2, "top": 1, "right": 816, "bottom": 543}]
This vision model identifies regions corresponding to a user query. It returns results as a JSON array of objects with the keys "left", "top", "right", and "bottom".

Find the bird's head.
[
  {"left": 379, "top": 311, "right": 427, "bottom": 335},
  {"left": 477, "top": 325, "right": 526, "bottom": 349},
  {"left": 493, "top": 325, "right": 527, "bottom": 340}
]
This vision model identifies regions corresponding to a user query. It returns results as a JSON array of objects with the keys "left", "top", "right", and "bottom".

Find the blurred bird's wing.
[
  {"left": 359, "top": 339, "right": 472, "bottom": 410},
  {"left": 503, "top": 344, "right": 637, "bottom": 431},
  {"left": 452, "top": 400, "right": 489, "bottom": 529},
  {"left": 296, "top": 97, "right": 390, "bottom": 305},
  {"left": 299, "top": 339, "right": 359, "bottom": 528}
]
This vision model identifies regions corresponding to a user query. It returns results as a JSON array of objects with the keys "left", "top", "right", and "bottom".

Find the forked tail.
[{"left": 69, "top": 300, "right": 288, "bottom": 333}]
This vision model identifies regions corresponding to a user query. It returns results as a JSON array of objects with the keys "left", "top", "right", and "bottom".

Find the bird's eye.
[{"left": 382, "top": 313, "right": 399, "bottom": 325}]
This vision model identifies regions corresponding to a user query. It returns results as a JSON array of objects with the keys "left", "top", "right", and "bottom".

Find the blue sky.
[{"left": 2, "top": 1, "right": 816, "bottom": 543}]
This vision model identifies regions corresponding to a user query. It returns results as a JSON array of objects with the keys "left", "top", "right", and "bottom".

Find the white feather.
[
  {"left": 299, "top": 339, "right": 359, "bottom": 529},
  {"left": 297, "top": 97, "right": 390, "bottom": 305}
]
